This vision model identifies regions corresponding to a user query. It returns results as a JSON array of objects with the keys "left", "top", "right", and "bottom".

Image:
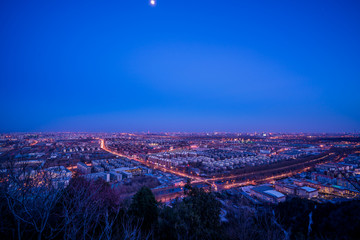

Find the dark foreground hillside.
[{"left": 1, "top": 177, "right": 359, "bottom": 240}]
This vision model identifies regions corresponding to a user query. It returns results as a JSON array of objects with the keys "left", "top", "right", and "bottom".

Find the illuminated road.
[
  {"left": 210, "top": 153, "right": 333, "bottom": 182},
  {"left": 99, "top": 138, "right": 337, "bottom": 192},
  {"left": 29, "top": 140, "right": 38, "bottom": 146},
  {"left": 99, "top": 139, "right": 204, "bottom": 182}
]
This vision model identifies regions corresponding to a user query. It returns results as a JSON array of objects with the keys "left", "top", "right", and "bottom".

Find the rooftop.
[
  {"left": 300, "top": 186, "right": 317, "bottom": 192},
  {"left": 264, "top": 190, "right": 285, "bottom": 198}
]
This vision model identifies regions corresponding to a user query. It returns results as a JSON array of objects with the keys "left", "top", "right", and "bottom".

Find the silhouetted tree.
[
  {"left": 3, "top": 163, "right": 63, "bottom": 240},
  {"left": 129, "top": 186, "right": 158, "bottom": 233},
  {"left": 159, "top": 181, "right": 221, "bottom": 240},
  {"left": 60, "top": 177, "right": 121, "bottom": 240}
]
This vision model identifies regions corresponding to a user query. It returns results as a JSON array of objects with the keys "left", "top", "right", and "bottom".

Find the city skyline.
[{"left": 1, "top": 0, "right": 360, "bottom": 132}]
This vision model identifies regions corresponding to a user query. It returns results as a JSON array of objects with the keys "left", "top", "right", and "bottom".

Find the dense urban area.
[{"left": 1, "top": 132, "right": 360, "bottom": 240}]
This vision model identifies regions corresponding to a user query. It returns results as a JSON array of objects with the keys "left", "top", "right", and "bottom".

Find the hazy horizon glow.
[{"left": 1, "top": 0, "right": 360, "bottom": 133}]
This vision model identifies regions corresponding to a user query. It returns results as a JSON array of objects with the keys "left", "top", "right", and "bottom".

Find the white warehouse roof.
[
  {"left": 264, "top": 190, "right": 285, "bottom": 198},
  {"left": 300, "top": 186, "right": 317, "bottom": 192}
]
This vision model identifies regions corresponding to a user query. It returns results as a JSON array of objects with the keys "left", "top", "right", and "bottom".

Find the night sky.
[{"left": 1, "top": 0, "right": 359, "bottom": 133}]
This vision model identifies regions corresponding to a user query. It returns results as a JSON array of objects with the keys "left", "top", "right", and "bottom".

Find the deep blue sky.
[{"left": 1, "top": 0, "right": 359, "bottom": 133}]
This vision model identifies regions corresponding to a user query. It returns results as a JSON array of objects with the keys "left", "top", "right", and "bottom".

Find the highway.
[
  {"left": 210, "top": 153, "right": 333, "bottom": 182},
  {"left": 29, "top": 140, "right": 38, "bottom": 146}
]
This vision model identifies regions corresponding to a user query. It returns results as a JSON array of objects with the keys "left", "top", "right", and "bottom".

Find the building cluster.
[
  {"left": 249, "top": 185, "right": 286, "bottom": 204},
  {"left": 91, "top": 158, "right": 130, "bottom": 172},
  {"left": 77, "top": 158, "right": 151, "bottom": 183},
  {"left": 274, "top": 178, "right": 319, "bottom": 199},
  {"left": 240, "top": 183, "right": 316, "bottom": 204},
  {"left": 239, "top": 154, "right": 360, "bottom": 204},
  {"left": 106, "top": 136, "right": 188, "bottom": 157},
  {"left": 146, "top": 150, "right": 294, "bottom": 174},
  {"left": 15, "top": 165, "right": 73, "bottom": 189},
  {"left": 149, "top": 170, "right": 185, "bottom": 188},
  {"left": 44, "top": 166, "right": 73, "bottom": 188}
]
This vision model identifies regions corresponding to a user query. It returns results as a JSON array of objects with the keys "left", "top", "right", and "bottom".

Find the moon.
[{"left": 150, "top": 0, "right": 156, "bottom": 6}]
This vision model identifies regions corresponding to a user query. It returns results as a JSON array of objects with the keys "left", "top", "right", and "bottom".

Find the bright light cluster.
[{"left": 150, "top": 0, "right": 156, "bottom": 6}]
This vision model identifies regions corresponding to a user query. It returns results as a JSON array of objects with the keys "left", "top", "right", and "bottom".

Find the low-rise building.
[
  {"left": 45, "top": 166, "right": 72, "bottom": 189},
  {"left": 275, "top": 183, "right": 298, "bottom": 195},
  {"left": 84, "top": 172, "right": 110, "bottom": 182},
  {"left": 297, "top": 186, "right": 318, "bottom": 198},
  {"left": 110, "top": 170, "right": 123, "bottom": 181},
  {"left": 77, "top": 162, "right": 91, "bottom": 174},
  {"left": 250, "top": 185, "right": 285, "bottom": 204}
]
